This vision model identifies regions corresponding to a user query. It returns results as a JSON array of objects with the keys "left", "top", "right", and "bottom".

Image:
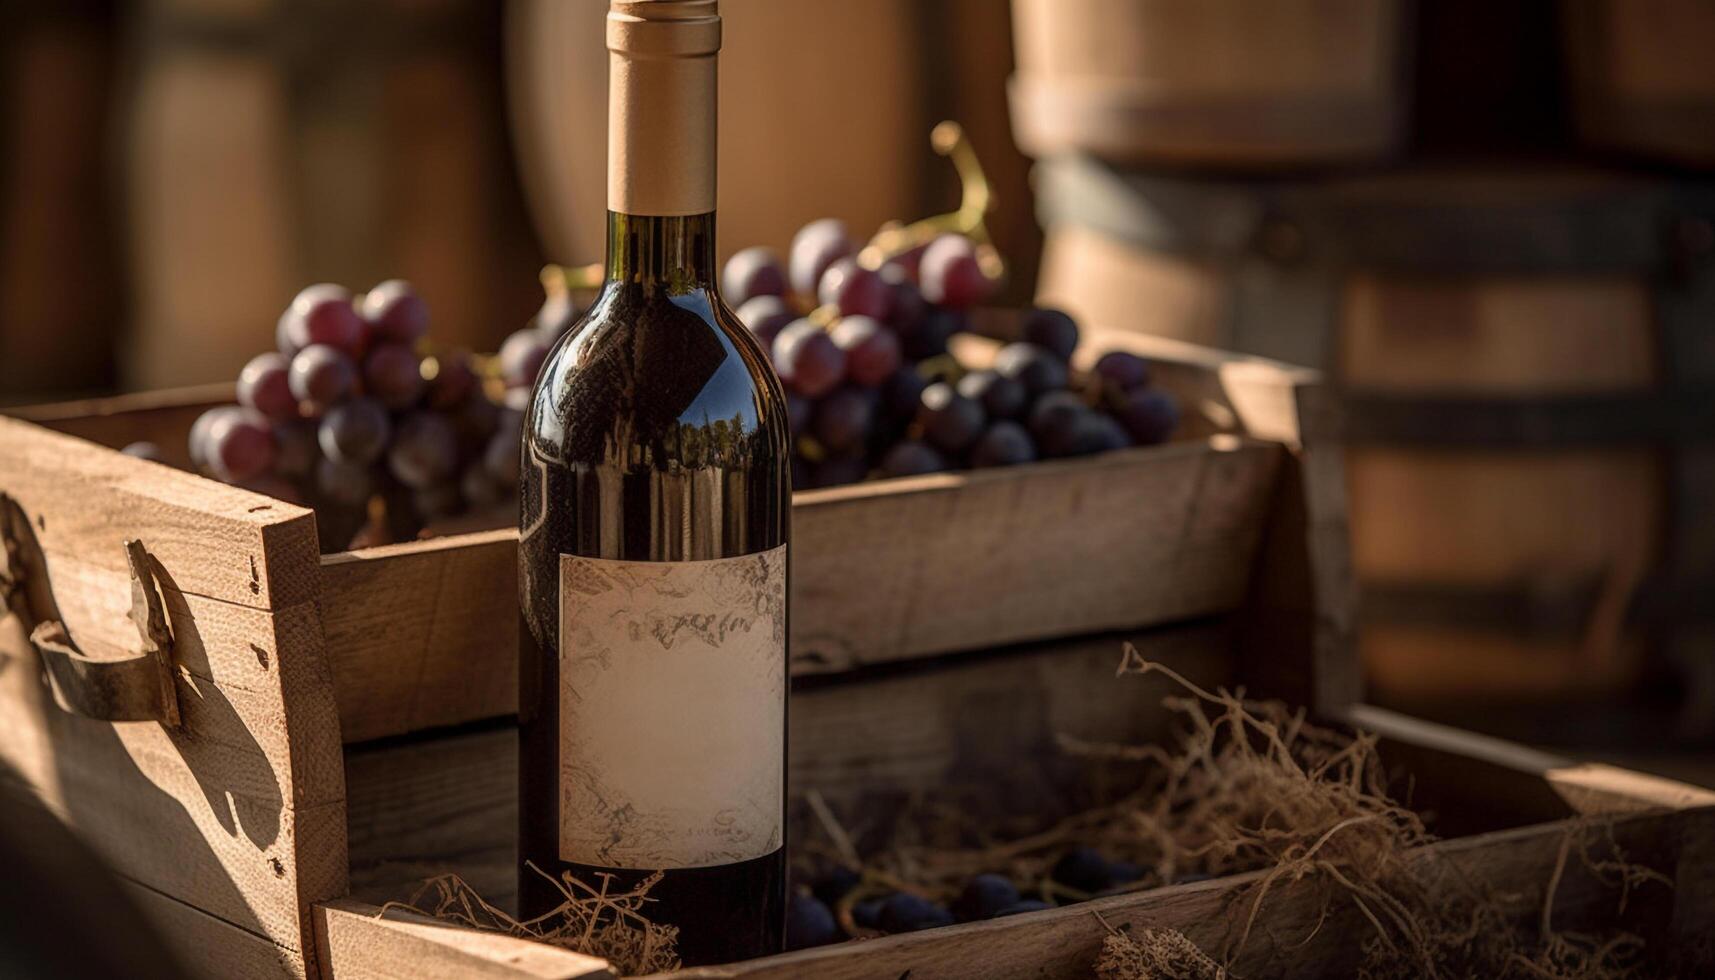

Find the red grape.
[
  {"left": 789, "top": 218, "right": 853, "bottom": 297},
  {"left": 360, "top": 280, "right": 428, "bottom": 344},
  {"left": 1029, "top": 391, "right": 1088, "bottom": 453},
  {"left": 288, "top": 344, "right": 357, "bottom": 408},
  {"left": 917, "top": 382, "right": 986, "bottom": 454},
  {"left": 499, "top": 329, "right": 551, "bottom": 390},
  {"left": 279, "top": 283, "right": 364, "bottom": 355},
  {"left": 993, "top": 342, "right": 1069, "bottom": 396},
  {"left": 956, "top": 370, "right": 1026, "bottom": 420},
  {"left": 188, "top": 406, "right": 229, "bottom": 471},
  {"left": 388, "top": 413, "right": 459, "bottom": 489},
  {"left": 205, "top": 408, "right": 276, "bottom": 483},
  {"left": 881, "top": 262, "right": 927, "bottom": 331},
  {"left": 318, "top": 398, "right": 391, "bottom": 465},
  {"left": 452, "top": 388, "right": 502, "bottom": 454},
  {"left": 919, "top": 234, "right": 994, "bottom": 309},
  {"left": 363, "top": 343, "right": 425, "bottom": 409},
  {"left": 812, "top": 386, "right": 877, "bottom": 454},
  {"left": 900, "top": 309, "right": 962, "bottom": 360},
  {"left": 315, "top": 456, "right": 373, "bottom": 508},
  {"left": 818, "top": 257, "right": 891, "bottom": 320},
  {"left": 274, "top": 419, "right": 318, "bottom": 478},
  {"left": 880, "top": 440, "right": 946, "bottom": 477},
  {"left": 1021, "top": 307, "right": 1080, "bottom": 362},
  {"left": 829, "top": 316, "right": 901, "bottom": 386},
  {"left": 971, "top": 421, "right": 1037, "bottom": 468},
  {"left": 425, "top": 352, "right": 477, "bottom": 409},
  {"left": 772, "top": 320, "right": 845, "bottom": 397},
  {"left": 785, "top": 392, "right": 812, "bottom": 435},
  {"left": 1112, "top": 388, "right": 1180, "bottom": 445},
  {"left": 737, "top": 295, "right": 797, "bottom": 349},
  {"left": 485, "top": 409, "right": 524, "bottom": 487},
  {"left": 237, "top": 352, "right": 297, "bottom": 420},
  {"left": 722, "top": 246, "right": 788, "bottom": 305},
  {"left": 880, "top": 367, "right": 928, "bottom": 420},
  {"left": 1093, "top": 350, "right": 1150, "bottom": 392}
]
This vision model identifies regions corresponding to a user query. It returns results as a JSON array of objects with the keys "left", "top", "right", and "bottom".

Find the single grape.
[
  {"left": 1029, "top": 391, "right": 1089, "bottom": 456},
  {"left": 1093, "top": 350, "right": 1150, "bottom": 392},
  {"left": 919, "top": 234, "right": 994, "bottom": 309},
  {"left": 852, "top": 897, "right": 885, "bottom": 930},
  {"left": 953, "top": 874, "right": 1021, "bottom": 922},
  {"left": 789, "top": 218, "right": 853, "bottom": 297},
  {"left": 829, "top": 316, "right": 901, "bottom": 387},
  {"left": 772, "top": 320, "right": 845, "bottom": 398},
  {"left": 363, "top": 343, "right": 425, "bottom": 410},
  {"left": 273, "top": 419, "right": 318, "bottom": 479},
  {"left": 818, "top": 257, "right": 891, "bottom": 321},
  {"left": 722, "top": 246, "right": 788, "bottom": 305},
  {"left": 993, "top": 342, "right": 1070, "bottom": 396},
  {"left": 736, "top": 294, "right": 797, "bottom": 350},
  {"left": 279, "top": 283, "right": 363, "bottom": 355},
  {"left": 899, "top": 308, "right": 962, "bottom": 361},
  {"left": 499, "top": 329, "right": 551, "bottom": 390},
  {"left": 237, "top": 352, "right": 297, "bottom": 420},
  {"left": 425, "top": 352, "right": 477, "bottom": 410},
  {"left": 1067, "top": 412, "right": 1130, "bottom": 456},
  {"left": 205, "top": 409, "right": 276, "bottom": 484},
  {"left": 533, "top": 292, "right": 580, "bottom": 343},
  {"left": 811, "top": 454, "right": 869, "bottom": 488},
  {"left": 882, "top": 244, "right": 926, "bottom": 283},
  {"left": 460, "top": 464, "right": 504, "bottom": 510},
  {"left": 880, "top": 440, "right": 947, "bottom": 478},
  {"left": 188, "top": 406, "right": 234, "bottom": 471},
  {"left": 359, "top": 279, "right": 429, "bottom": 344},
  {"left": 120, "top": 441, "right": 164, "bottom": 463},
  {"left": 288, "top": 344, "right": 357, "bottom": 409},
  {"left": 812, "top": 386, "right": 877, "bottom": 454},
  {"left": 1051, "top": 846, "right": 1113, "bottom": 893},
  {"left": 1112, "top": 388, "right": 1180, "bottom": 445},
  {"left": 317, "top": 398, "right": 391, "bottom": 466},
  {"left": 784, "top": 392, "right": 812, "bottom": 436},
  {"left": 878, "top": 893, "right": 953, "bottom": 933},
  {"left": 970, "top": 420, "right": 1037, "bottom": 468},
  {"left": 412, "top": 483, "right": 463, "bottom": 521},
  {"left": 995, "top": 900, "right": 1052, "bottom": 917},
  {"left": 1021, "top": 307, "right": 1080, "bottom": 362},
  {"left": 784, "top": 894, "right": 839, "bottom": 951},
  {"left": 485, "top": 409, "right": 524, "bottom": 487},
  {"left": 956, "top": 370, "right": 1027, "bottom": 420},
  {"left": 879, "top": 367, "right": 928, "bottom": 421},
  {"left": 276, "top": 310, "right": 303, "bottom": 358},
  {"left": 917, "top": 382, "right": 986, "bottom": 455},
  {"left": 388, "top": 413, "right": 459, "bottom": 489},
  {"left": 881, "top": 262, "right": 927, "bottom": 332},
  {"left": 315, "top": 456, "right": 373, "bottom": 509}
]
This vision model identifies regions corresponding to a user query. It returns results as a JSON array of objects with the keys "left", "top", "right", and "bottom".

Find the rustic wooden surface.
[
  {"left": 126, "top": 881, "right": 307, "bottom": 980},
  {"left": 314, "top": 899, "right": 612, "bottom": 980},
  {"left": 6, "top": 382, "right": 230, "bottom": 471}
]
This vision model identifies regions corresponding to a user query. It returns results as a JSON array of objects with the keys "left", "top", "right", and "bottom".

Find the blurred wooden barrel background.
[{"left": 123, "top": 0, "right": 546, "bottom": 390}]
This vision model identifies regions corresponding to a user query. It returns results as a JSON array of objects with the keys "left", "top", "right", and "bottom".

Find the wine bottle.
[{"left": 517, "top": 0, "right": 790, "bottom": 965}]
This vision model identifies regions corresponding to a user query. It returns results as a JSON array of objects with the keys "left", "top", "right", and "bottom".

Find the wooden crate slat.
[
  {"left": 314, "top": 899, "right": 614, "bottom": 980},
  {"left": 0, "top": 415, "right": 319, "bottom": 610},
  {"left": 126, "top": 881, "right": 307, "bottom": 980}
]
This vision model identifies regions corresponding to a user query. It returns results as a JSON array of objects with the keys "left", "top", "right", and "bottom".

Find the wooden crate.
[{"left": 2, "top": 337, "right": 1710, "bottom": 979}]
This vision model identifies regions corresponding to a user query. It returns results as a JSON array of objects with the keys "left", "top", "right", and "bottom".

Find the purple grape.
[
  {"left": 1051, "top": 846, "right": 1113, "bottom": 893},
  {"left": 993, "top": 342, "right": 1069, "bottom": 396},
  {"left": 533, "top": 292, "right": 580, "bottom": 342},
  {"left": 900, "top": 309, "right": 962, "bottom": 360},
  {"left": 288, "top": 344, "right": 357, "bottom": 409},
  {"left": 1094, "top": 350, "right": 1151, "bottom": 392},
  {"left": 363, "top": 343, "right": 425, "bottom": 410},
  {"left": 1029, "top": 391, "right": 1089, "bottom": 456},
  {"left": 1112, "top": 388, "right": 1180, "bottom": 445},
  {"left": 188, "top": 406, "right": 231, "bottom": 471},
  {"left": 315, "top": 456, "right": 373, "bottom": 508},
  {"left": 387, "top": 413, "right": 459, "bottom": 489},
  {"left": 452, "top": 389, "right": 502, "bottom": 454},
  {"left": 956, "top": 370, "right": 1026, "bottom": 421},
  {"left": 317, "top": 398, "right": 391, "bottom": 465},
  {"left": 953, "top": 874, "right": 1021, "bottom": 922},
  {"left": 812, "top": 386, "right": 877, "bottom": 454},
  {"left": 811, "top": 454, "right": 868, "bottom": 488},
  {"left": 791, "top": 456, "right": 811, "bottom": 492},
  {"left": 785, "top": 894, "right": 839, "bottom": 951},
  {"left": 1021, "top": 307, "right": 1080, "bottom": 362},
  {"left": 359, "top": 280, "right": 428, "bottom": 344},
  {"left": 499, "top": 329, "right": 551, "bottom": 390},
  {"left": 274, "top": 419, "right": 318, "bottom": 479},
  {"left": 279, "top": 283, "right": 363, "bottom": 355},
  {"left": 1068, "top": 412, "right": 1131, "bottom": 456},
  {"left": 829, "top": 316, "right": 902, "bottom": 387},
  {"left": 204, "top": 408, "right": 276, "bottom": 483},
  {"left": 722, "top": 246, "right": 788, "bottom": 305},
  {"left": 881, "top": 262, "right": 927, "bottom": 332},
  {"left": 971, "top": 421, "right": 1037, "bottom": 468},
  {"left": 879, "top": 893, "right": 953, "bottom": 933},
  {"left": 460, "top": 464, "right": 504, "bottom": 510},
  {"left": 237, "top": 352, "right": 297, "bottom": 420},
  {"left": 880, "top": 367, "right": 928, "bottom": 420},
  {"left": 425, "top": 352, "right": 477, "bottom": 410},
  {"left": 919, "top": 234, "right": 993, "bottom": 309},
  {"left": 818, "top": 257, "right": 891, "bottom": 320},
  {"left": 485, "top": 409, "right": 523, "bottom": 487},
  {"left": 121, "top": 441, "right": 164, "bottom": 463},
  {"left": 789, "top": 218, "right": 853, "bottom": 297},
  {"left": 883, "top": 243, "right": 928, "bottom": 283},
  {"left": 784, "top": 392, "right": 812, "bottom": 435},
  {"left": 880, "top": 440, "right": 947, "bottom": 478},
  {"left": 772, "top": 320, "right": 845, "bottom": 398},
  {"left": 917, "top": 382, "right": 985, "bottom": 455},
  {"left": 737, "top": 295, "right": 797, "bottom": 350}
]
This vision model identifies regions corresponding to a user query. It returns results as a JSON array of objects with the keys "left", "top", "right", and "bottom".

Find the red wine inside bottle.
[{"left": 517, "top": 0, "right": 789, "bottom": 965}]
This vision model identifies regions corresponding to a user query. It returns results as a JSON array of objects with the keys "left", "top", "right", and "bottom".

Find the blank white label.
[{"left": 558, "top": 545, "right": 786, "bottom": 869}]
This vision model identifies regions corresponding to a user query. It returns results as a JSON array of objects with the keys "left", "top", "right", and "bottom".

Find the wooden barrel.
[
  {"left": 1006, "top": 0, "right": 1410, "bottom": 169},
  {"left": 123, "top": 0, "right": 545, "bottom": 390},
  {"left": 1035, "top": 158, "right": 1715, "bottom": 718},
  {"left": 1563, "top": 0, "right": 1715, "bottom": 168}
]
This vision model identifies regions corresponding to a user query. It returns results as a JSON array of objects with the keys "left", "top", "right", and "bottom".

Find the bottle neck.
[
  {"left": 603, "top": 211, "right": 718, "bottom": 289},
  {"left": 606, "top": 3, "right": 719, "bottom": 218}
]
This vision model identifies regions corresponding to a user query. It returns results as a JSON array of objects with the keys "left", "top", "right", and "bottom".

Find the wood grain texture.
[
  {"left": 315, "top": 899, "right": 612, "bottom": 980},
  {"left": 126, "top": 880, "right": 306, "bottom": 980},
  {"left": 5, "top": 382, "right": 231, "bottom": 470}
]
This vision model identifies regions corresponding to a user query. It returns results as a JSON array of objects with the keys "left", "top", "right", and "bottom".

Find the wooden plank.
[
  {"left": 314, "top": 899, "right": 612, "bottom": 980},
  {"left": 125, "top": 881, "right": 306, "bottom": 980},
  {"left": 343, "top": 624, "right": 1240, "bottom": 908},
  {"left": 0, "top": 415, "right": 319, "bottom": 610},
  {"left": 323, "top": 441, "right": 1280, "bottom": 743},
  {"left": 5, "top": 382, "right": 231, "bottom": 469}
]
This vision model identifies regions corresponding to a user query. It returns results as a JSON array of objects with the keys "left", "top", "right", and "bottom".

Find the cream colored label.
[{"left": 558, "top": 545, "right": 785, "bottom": 869}]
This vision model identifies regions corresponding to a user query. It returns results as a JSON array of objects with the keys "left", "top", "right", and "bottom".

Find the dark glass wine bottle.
[{"left": 517, "top": 0, "right": 790, "bottom": 966}]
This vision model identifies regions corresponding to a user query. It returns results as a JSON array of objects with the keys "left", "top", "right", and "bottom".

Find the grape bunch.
[
  {"left": 188, "top": 281, "right": 563, "bottom": 550},
  {"left": 730, "top": 220, "right": 1180, "bottom": 490}
]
